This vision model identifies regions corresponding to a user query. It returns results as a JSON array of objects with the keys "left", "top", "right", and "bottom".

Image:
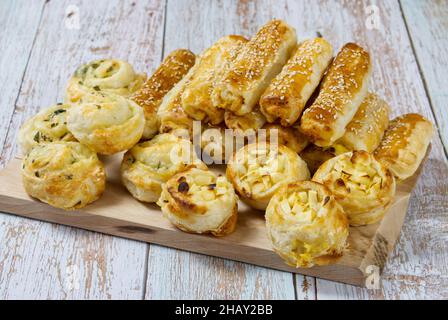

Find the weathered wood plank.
[
  {"left": 400, "top": 0, "right": 448, "bottom": 154},
  {"left": 0, "top": 0, "right": 166, "bottom": 299}
]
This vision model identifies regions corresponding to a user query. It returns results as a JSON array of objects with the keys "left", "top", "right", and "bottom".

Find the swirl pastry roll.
[
  {"left": 212, "top": 20, "right": 297, "bottom": 115},
  {"left": 67, "top": 94, "right": 144, "bottom": 155},
  {"left": 18, "top": 104, "right": 76, "bottom": 154},
  {"left": 313, "top": 151, "right": 396, "bottom": 226},
  {"left": 157, "top": 167, "right": 238, "bottom": 236},
  {"left": 374, "top": 113, "right": 433, "bottom": 180},
  {"left": 260, "top": 38, "right": 333, "bottom": 126},
  {"left": 266, "top": 181, "right": 348, "bottom": 268},
  {"left": 132, "top": 49, "right": 196, "bottom": 140},
  {"left": 334, "top": 92, "right": 390, "bottom": 153},
  {"left": 300, "top": 43, "right": 372, "bottom": 147},
  {"left": 182, "top": 35, "right": 248, "bottom": 124},
  {"left": 262, "top": 123, "right": 309, "bottom": 154},
  {"left": 224, "top": 106, "right": 266, "bottom": 134},
  {"left": 21, "top": 142, "right": 106, "bottom": 210},
  {"left": 227, "top": 143, "right": 310, "bottom": 210},
  {"left": 299, "top": 144, "right": 334, "bottom": 175},
  {"left": 65, "top": 59, "right": 146, "bottom": 103}
]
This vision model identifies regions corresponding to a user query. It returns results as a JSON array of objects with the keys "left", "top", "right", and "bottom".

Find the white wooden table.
[{"left": 0, "top": 0, "right": 447, "bottom": 299}]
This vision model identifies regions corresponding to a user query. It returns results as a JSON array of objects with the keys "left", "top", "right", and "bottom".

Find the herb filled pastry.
[
  {"left": 262, "top": 123, "right": 309, "bottom": 154},
  {"left": 212, "top": 19, "right": 297, "bottom": 115},
  {"left": 157, "top": 167, "right": 238, "bottom": 237},
  {"left": 333, "top": 92, "right": 390, "bottom": 154},
  {"left": 65, "top": 59, "right": 146, "bottom": 103},
  {"left": 132, "top": 49, "right": 196, "bottom": 140},
  {"left": 182, "top": 35, "right": 248, "bottom": 125},
  {"left": 300, "top": 43, "right": 372, "bottom": 147},
  {"left": 260, "top": 38, "right": 334, "bottom": 126},
  {"left": 313, "top": 150, "right": 396, "bottom": 226},
  {"left": 67, "top": 93, "right": 145, "bottom": 155},
  {"left": 374, "top": 113, "right": 433, "bottom": 180},
  {"left": 266, "top": 181, "right": 349, "bottom": 268},
  {"left": 121, "top": 133, "right": 207, "bottom": 203},
  {"left": 21, "top": 142, "right": 106, "bottom": 210},
  {"left": 18, "top": 104, "right": 76, "bottom": 155},
  {"left": 227, "top": 143, "right": 310, "bottom": 210}
]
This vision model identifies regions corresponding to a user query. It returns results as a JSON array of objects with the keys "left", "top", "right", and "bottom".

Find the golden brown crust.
[
  {"left": 300, "top": 43, "right": 372, "bottom": 147},
  {"left": 374, "top": 113, "right": 434, "bottom": 180},
  {"left": 260, "top": 38, "right": 333, "bottom": 126},
  {"left": 224, "top": 106, "right": 266, "bottom": 133},
  {"left": 132, "top": 49, "right": 196, "bottom": 139},
  {"left": 299, "top": 144, "right": 335, "bottom": 175},
  {"left": 212, "top": 20, "right": 297, "bottom": 115},
  {"left": 182, "top": 35, "right": 248, "bottom": 125},
  {"left": 262, "top": 123, "right": 309, "bottom": 153}
]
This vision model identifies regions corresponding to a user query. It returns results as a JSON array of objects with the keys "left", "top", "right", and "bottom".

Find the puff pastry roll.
[
  {"left": 227, "top": 143, "right": 310, "bottom": 210},
  {"left": 132, "top": 49, "right": 196, "bottom": 140},
  {"left": 157, "top": 167, "right": 238, "bottom": 236},
  {"left": 182, "top": 35, "right": 248, "bottom": 124},
  {"left": 260, "top": 38, "right": 333, "bottom": 126},
  {"left": 224, "top": 106, "right": 266, "bottom": 134},
  {"left": 313, "top": 151, "right": 396, "bottom": 226},
  {"left": 212, "top": 20, "right": 297, "bottom": 115},
  {"left": 266, "top": 181, "right": 348, "bottom": 268},
  {"left": 67, "top": 93, "right": 144, "bottom": 155},
  {"left": 18, "top": 104, "right": 76, "bottom": 155},
  {"left": 121, "top": 133, "right": 207, "bottom": 203},
  {"left": 21, "top": 142, "right": 106, "bottom": 210},
  {"left": 262, "top": 123, "right": 309, "bottom": 154},
  {"left": 65, "top": 59, "right": 146, "bottom": 103},
  {"left": 299, "top": 144, "right": 334, "bottom": 175},
  {"left": 374, "top": 113, "right": 433, "bottom": 180},
  {"left": 300, "top": 43, "right": 372, "bottom": 147}
]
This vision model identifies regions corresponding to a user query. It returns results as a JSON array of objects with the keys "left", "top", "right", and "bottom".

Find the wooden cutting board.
[{"left": 0, "top": 153, "right": 425, "bottom": 287}]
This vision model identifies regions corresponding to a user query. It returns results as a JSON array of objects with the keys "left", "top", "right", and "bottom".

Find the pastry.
[
  {"left": 374, "top": 113, "right": 433, "bottom": 180},
  {"left": 299, "top": 144, "right": 334, "bottom": 174},
  {"left": 224, "top": 106, "right": 266, "bottom": 134},
  {"left": 313, "top": 150, "right": 396, "bottom": 226},
  {"left": 266, "top": 181, "right": 348, "bottom": 268},
  {"left": 260, "top": 38, "right": 333, "bottom": 126},
  {"left": 262, "top": 123, "right": 309, "bottom": 153},
  {"left": 157, "top": 167, "right": 238, "bottom": 236},
  {"left": 300, "top": 43, "right": 372, "bottom": 146}
]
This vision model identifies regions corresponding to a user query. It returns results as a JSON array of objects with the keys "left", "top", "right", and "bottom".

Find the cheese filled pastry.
[
  {"left": 260, "top": 38, "right": 333, "bottom": 126},
  {"left": 374, "top": 113, "right": 434, "bottom": 180},
  {"left": 21, "top": 142, "right": 106, "bottom": 210},
  {"left": 67, "top": 93, "right": 145, "bottom": 155},
  {"left": 313, "top": 150, "right": 396, "bottom": 226},
  {"left": 18, "top": 104, "right": 76, "bottom": 155},
  {"left": 224, "top": 106, "right": 266, "bottom": 134},
  {"left": 121, "top": 133, "right": 207, "bottom": 203},
  {"left": 65, "top": 59, "right": 146, "bottom": 103},
  {"left": 300, "top": 43, "right": 372, "bottom": 147},
  {"left": 334, "top": 92, "right": 390, "bottom": 153},
  {"left": 182, "top": 35, "right": 248, "bottom": 125},
  {"left": 262, "top": 123, "right": 309, "bottom": 154},
  {"left": 266, "top": 181, "right": 348, "bottom": 268},
  {"left": 227, "top": 143, "right": 310, "bottom": 210},
  {"left": 157, "top": 167, "right": 238, "bottom": 236},
  {"left": 212, "top": 19, "right": 297, "bottom": 115},
  {"left": 299, "top": 144, "right": 335, "bottom": 175},
  {"left": 132, "top": 49, "right": 196, "bottom": 140}
]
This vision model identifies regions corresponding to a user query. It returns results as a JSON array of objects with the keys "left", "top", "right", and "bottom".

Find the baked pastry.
[
  {"left": 313, "top": 150, "right": 396, "bottom": 226},
  {"left": 121, "top": 133, "right": 207, "bottom": 203},
  {"left": 227, "top": 143, "right": 310, "bottom": 210},
  {"left": 67, "top": 93, "right": 145, "bottom": 155},
  {"left": 21, "top": 142, "right": 105, "bottom": 210},
  {"left": 65, "top": 59, "right": 146, "bottom": 103},
  {"left": 182, "top": 35, "right": 248, "bottom": 124},
  {"left": 260, "top": 38, "right": 333, "bottom": 126},
  {"left": 334, "top": 92, "right": 390, "bottom": 153},
  {"left": 18, "top": 104, "right": 76, "bottom": 154},
  {"left": 157, "top": 167, "right": 238, "bottom": 236},
  {"left": 262, "top": 123, "right": 309, "bottom": 153},
  {"left": 374, "top": 113, "right": 434, "bottom": 180},
  {"left": 300, "top": 43, "right": 372, "bottom": 146},
  {"left": 132, "top": 49, "right": 196, "bottom": 140},
  {"left": 212, "top": 20, "right": 297, "bottom": 115},
  {"left": 299, "top": 144, "right": 334, "bottom": 174},
  {"left": 224, "top": 106, "right": 266, "bottom": 134},
  {"left": 266, "top": 181, "right": 348, "bottom": 268}
]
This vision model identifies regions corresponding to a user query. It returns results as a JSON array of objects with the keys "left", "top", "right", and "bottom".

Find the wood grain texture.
[
  {"left": 0, "top": 0, "right": 166, "bottom": 299},
  {"left": 400, "top": 0, "right": 448, "bottom": 154}
]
